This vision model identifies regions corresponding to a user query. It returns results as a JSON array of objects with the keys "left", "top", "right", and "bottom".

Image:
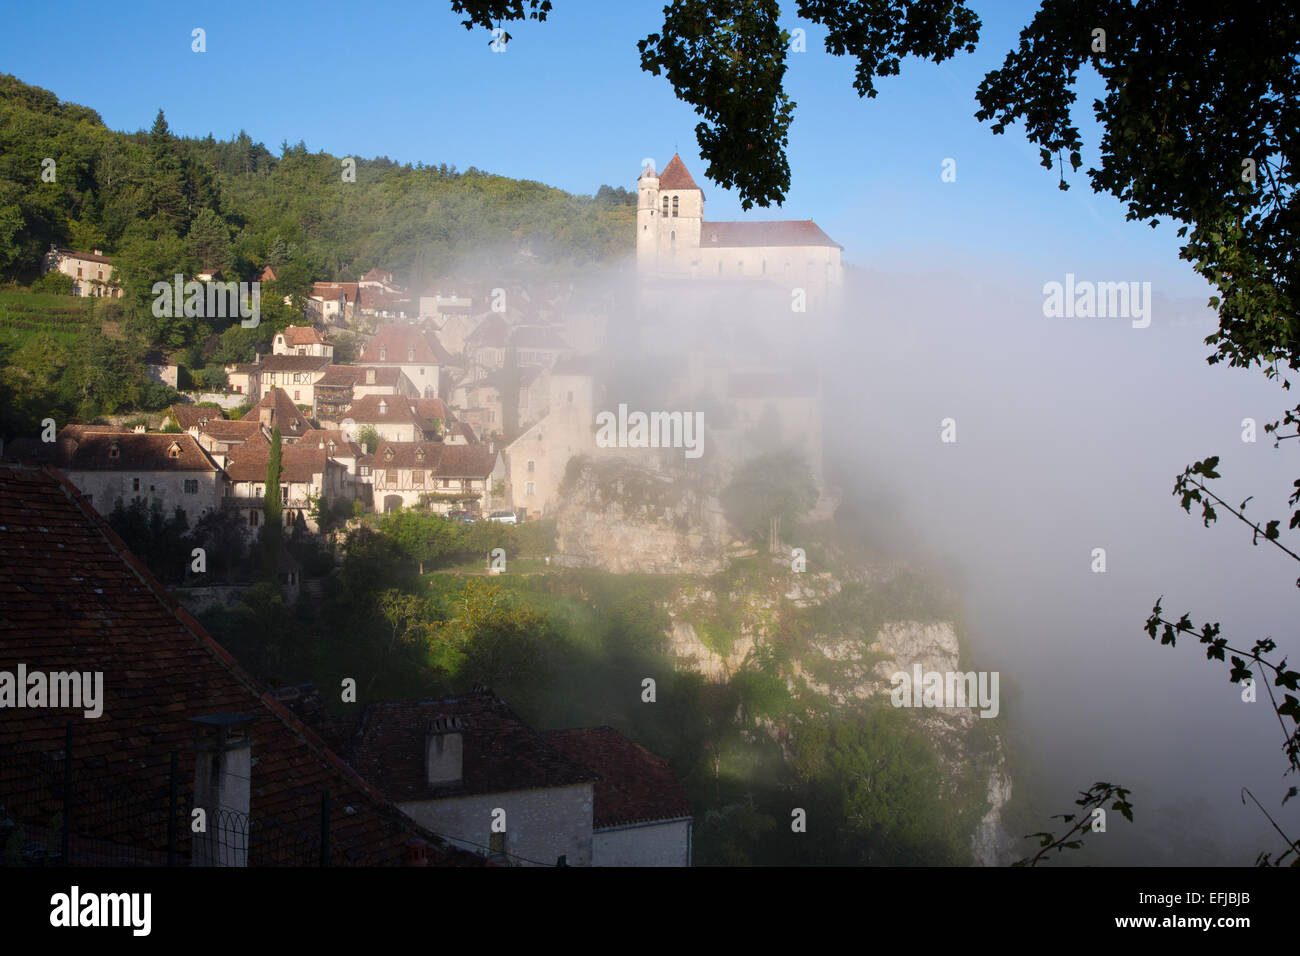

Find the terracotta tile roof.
[
  {"left": 657, "top": 154, "right": 701, "bottom": 191},
  {"left": 5, "top": 427, "right": 220, "bottom": 473},
  {"left": 466, "top": 315, "right": 507, "bottom": 349},
  {"left": 359, "top": 287, "right": 413, "bottom": 314},
  {"left": 241, "top": 388, "right": 315, "bottom": 437},
  {"left": 361, "top": 324, "right": 447, "bottom": 365},
  {"left": 361, "top": 268, "right": 394, "bottom": 284},
  {"left": 303, "top": 430, "right": 364, "bottom": 459},
  {"left": 260, "top": 265, "right": 277, "bottom": 283},
  {"left": 169, "top": 404, "right": 219, "bottom": 429},
  {"left": 52, "top": 247, "right": 114, "bottom": 265},
  {"left": 543, "top": 727, "right": 693, "bottom": 828},
  {"left": 346, "top": 395, "right": 424, "bottom": 426},
  {"left": 0, "top": 462, "right": 481, "bottom": 866},
  {"left": 700, "top": 219, "right": 842, "bottom": 249},
  {"left": 361, "top": 441, "right": 497, "bottom": 477},
  {"left": 312, "top": 282, "right": 359, "bottom": 301},
  {"left": 316, "top": 365, "right": 403, "bottom": 388},
  {"left": 246, "top": 354, "right": 332, "bottom": 374},
  {"left": 281, "top": 324, "right": 325, "bottom": 346},
  {"left": 413, "top": 397, "right": 448, "bottom": 421},
  {"left": 224, "top": 441, "right": 330, "bottom": 483},
  {"left": 198, "top": 419, "right": 263, "bottom": 443},
  {"left": 331, "top": 694, "right": 598, "bottom": 801}
]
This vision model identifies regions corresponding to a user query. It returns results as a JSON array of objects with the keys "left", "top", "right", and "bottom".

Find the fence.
[{"left": 0, "top": 725, "right": 341, "bottom": 867}]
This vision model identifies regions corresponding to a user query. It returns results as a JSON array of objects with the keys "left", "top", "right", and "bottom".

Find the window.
[
  {"left": 670, "top": 230, "right": 675, "bottom": 244},
  {"left": 132, "top": 478, "right": 140, "bottom": 492},
  {"left": 360, "top": 465, "right": 370, "bottom": 477},
  {"left": 718, "top": 262, "right": 723, "bottom": 274},
  {"left": 85, "top": 494, "right": 92, "bottom": 505},
  {"left": 250, "top": 510, "right": 259, "bottom": 527},
  {"left": 661, "top": 195, "right": 669, "bottom": 216},
  {"left": 379, "top": 347, "right": 387, "bottom": 361},
  {"left": 672, "top": 195, "right": 679, "bottom": 217},
  {"left": 77, "top": 267, "right": 83, "bottom": 277},
  {"left": 408, "top": 348, "right": 415, "bottom": 361},
  {"left": 526, "top": 459, "right": 535, "bottom": 473},
  {"left": 281, "top": 487, "right": 289, "bottom": 504},
  {"left": 184, "top": 479, "right": 198, "bottom": 494},
  {"left": 294, "top": 391, "right": 300, "bottom": 400},
  {"left": 525, "top": 481, "right": 535, "bottom": 497},
  {"left": 109, "top": 443, "right": 120, "bottom": 460},
  {"left": 412, "top": 469, "right": 423, "bottom": 486}
]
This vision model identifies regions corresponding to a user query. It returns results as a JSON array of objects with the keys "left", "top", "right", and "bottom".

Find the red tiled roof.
[
  {"left": 658, "top": 154, "right": 701, "bottom": 191},
  {"left": 311, "top": 282, "right": 360, "bottom": 301},
  {"left": 198, "top": 419, "right": 262, "bottom": 443},
  {"left": 361, "top": 441, "right": 497, "bottom": 478},
  {"left": 543, "top": 726, "right": 693, "bottom": 828},
  {"left": 346, "top": 395, "right": 424, "bottom": 426},
  {"left": 333, "top": 694, "right": 598, "bottom": 801},
  {"left": 413, "top": 397, "right": 448, "bottom": 421},
  {"left": 281, "top": 325, "right": 325, "bottom": 346},
  {"left": 224, "top": 441, "right": 332, "bottom": 484},
  {"left": 169, "top": 404, "right": 220, "bottom": 429},
  {"left": 243, "top": 354, "right": 332, "bottom": 374},
  {"left": 316, "top": 365, "right": 404, "bottom": 388},
  {"left": 0, "top": 462, "right": 480, "bottom": 866},
  {"left": 52, "top": 247, "right": 114, "bottom": 265},
  {"left": 241, "top": 388, "right": 315, "bottom": 437},
  {"left": 466, "top": 314, "right": 507, "bottom": 349},
  {"left": 509, "top": 326, "right": 569, "bottom": 350},
  {"left": 700, "top": 219, "right": 842, "bottom": 249},
  {"left": 361, "top": 324, "right": 447, "bottom": 365},
  {"left": 5, "top": 427, "right": 220, "bottom": 473}
]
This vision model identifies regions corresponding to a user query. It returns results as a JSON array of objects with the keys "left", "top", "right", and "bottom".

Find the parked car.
[
  {"left": 446, "top": 510, "right": 477, "bottom": 524},
  {"left": 487, "top": 510, "right": 518, "bottom": 524}
]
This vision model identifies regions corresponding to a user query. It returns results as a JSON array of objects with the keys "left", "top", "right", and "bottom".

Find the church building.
[{"left": 636, "top": 154, "right": 843, "bottom": 311}]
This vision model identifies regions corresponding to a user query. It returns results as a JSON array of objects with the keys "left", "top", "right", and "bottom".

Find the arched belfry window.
[
  {"left": 672, "top": 196, "right": 679, "bottom": 217},
  {"left": 662, "top": 196, "right": 669, "bottom": 216}
]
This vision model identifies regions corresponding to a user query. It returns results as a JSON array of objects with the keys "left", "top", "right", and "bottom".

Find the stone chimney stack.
[
  {"left": 259, "top": 405, "right": 272, "bottom": 429},
  {"left": 190, "top": 713, "right": 257, "bottom": 866},
  {"left": 425, "top": 715, "right": 464, "bottom": 788}
]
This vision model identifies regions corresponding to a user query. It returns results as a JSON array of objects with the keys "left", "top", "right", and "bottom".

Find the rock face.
[
  {"left": 551, "top": 458, "right": 1017, "bottom": 864},
  {"left": 552, "top": 458, "right": 732, "bottom": 574}
]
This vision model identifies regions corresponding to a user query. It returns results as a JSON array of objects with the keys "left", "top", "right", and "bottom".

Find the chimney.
[
  {"left": 92, "top": 249, "right": 102, "bottom": 256},
  {"left": 425, "top": 716, "right": 464, "bottom": 788},
  {"left": 190, "top": 713, "right": 257, "bottom": 866},
  {"left": 259, "top": 405, "right": 272, "bottom": 429}
]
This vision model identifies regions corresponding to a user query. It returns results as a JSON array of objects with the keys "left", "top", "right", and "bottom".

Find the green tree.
[
  {"left": 722, "top": 449, "right": 818, "bottom": 550},
  {"left": 261, "top": 426, "right": 283, "bottom": 581},
  {"left": 357, "top": 424, "right": 380, "bottom": 454}
]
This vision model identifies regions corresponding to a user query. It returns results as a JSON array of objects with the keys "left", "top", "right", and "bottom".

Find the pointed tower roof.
[{"left": 658, "top": 154, "right": 701, "bottom": 191}]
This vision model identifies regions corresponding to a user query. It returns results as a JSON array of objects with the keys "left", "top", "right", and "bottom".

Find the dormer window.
[
  {"left": 383, "top": 447, "right": 394, "bottom": 462},
  {"left": 378, "top": 400, "right": 388, "bottom": 415},
  {"left": 168, "top": 442, "right": 182, "bottom": 459},
  {"left": 415, "top": 447, "right": 425, "bottom": 462},
  {"left": 379, "top": 347, "right": 387, "bottom": 361},
  {"left": 408, "top": 348, "right": 415, "bottom": 362}
]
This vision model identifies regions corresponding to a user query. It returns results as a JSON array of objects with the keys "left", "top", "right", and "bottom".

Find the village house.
[
  {"left": 224, "top": 354, "right": 331, "bottom": 406},
  {"left": 304, "top": 690, "right": 691, "bottom": 866},
  {"left": 504, "top": 357, "right": 600, "bottom": 519},
  {"left": 464, "top": 314, "right": 508, "bottom": 372},
  {"left": 346, "top": 394, "right": 441, "bottom": 443},
  {"left": 144, "top": 350, "right": 180, "bottom": 389},
  {"left": 240, "top": 388, "right": 317, "bottom": 444},
  {"left": 3, "top": 426, "right": 224, "bottom": 521},
  {"left": 509, "top": 325, "right": 573, "bottom": 369},
  {"left": 436, "top": 310, "right": 485, "bottom": 355},
  {"left": 361, "top": 439, "right": 503, "bottom": 515},
  {"left": 313, "top": 365, "right": 417, "bottom": 421},
  {"left": 450, "top": 365, "right": 549, "bottom": 435},
  {"left": 42, "top": 244, "right": 123, "bottom": 298},
  {"left": 272, "top": 324, "right": 334, "bottom": 358},
  {"left": 222, "top": 437, "right": 348, "bottom": 533},
  {"left": 308, "top": 281, "right": 360, "bottom": 325},
  {"left": 359, "top": 323, "right": 451, "bottom": 399},
  {"left": 192, "top": 417, "right": 265, "bottom": 455},
  {"left": 0, "top": 461, "right": 479, "bottom": 867}
]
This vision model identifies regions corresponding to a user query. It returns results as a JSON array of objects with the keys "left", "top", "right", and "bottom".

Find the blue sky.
[{"left": 2, "top": 0, "right": 1205, "bottom": 298}]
